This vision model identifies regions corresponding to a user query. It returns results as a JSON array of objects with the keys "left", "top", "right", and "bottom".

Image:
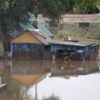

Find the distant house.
[
  {"left": 9, "top": 13, "right": 53, "bottom": 38},
  {"left": 96, "top": 5, "right": 100, "bottom": 13}
]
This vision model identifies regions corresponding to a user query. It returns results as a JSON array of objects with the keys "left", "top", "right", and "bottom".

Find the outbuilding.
[{"left": 42, "top": 37, "right": 100, "bottom": 61}]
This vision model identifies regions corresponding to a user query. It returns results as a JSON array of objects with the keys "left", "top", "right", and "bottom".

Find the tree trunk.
[{"left": 0, "top": 23, "right": 10, "bottom": 51}]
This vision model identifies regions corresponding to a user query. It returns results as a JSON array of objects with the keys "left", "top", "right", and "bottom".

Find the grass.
[{"left": 53, "top": 25, "right": 100, "bottom": 40}]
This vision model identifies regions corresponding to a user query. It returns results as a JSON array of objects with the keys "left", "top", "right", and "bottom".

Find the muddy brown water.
[{"left": 0, "top": 59, "right": 100, "bottom": 100}]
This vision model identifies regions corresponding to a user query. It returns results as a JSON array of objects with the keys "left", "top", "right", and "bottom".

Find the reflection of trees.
[
  {"left": 8, "top": 86, "right": 60, "bottom": 100},
  {"left": 42, "top": 95, "right": 60, "bottom": 100},
  {"left": 7, "top": 86, "right": 33, "bottom": 100}
]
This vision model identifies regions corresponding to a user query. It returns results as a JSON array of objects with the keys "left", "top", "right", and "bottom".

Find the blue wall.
[
  {"left": 10, "top": 43, "right": 99, "bottom": 60},
  {"left": 11, "top": 43, "right": 44, "bottom": 52},
  {"left": 50, "top": 44, "right": 89, "bottom": 52},
  {"left": 90, "top": 45, "right": 99, "bottom": 53},
  {"left": 50, "top": 44, "right": 99, "bottom": 60}
]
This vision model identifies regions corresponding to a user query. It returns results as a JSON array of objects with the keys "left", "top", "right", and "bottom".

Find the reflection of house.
[
  {"left": 10, "top": 60, "right": 51, "bottom": 75},
  {"left": 11, "top": 75, "right": 43, "bottom": 87},
  {"left": 0, "top": 60, "right": 11, "bottom": 84},
  {"left": 10, "top": 60, "right": 50, "bottom": 87},
  {"left": 0, "top": 92, "right": 7, "bottom": 100},
  {"left": 50, "top": 61, "right": 100, "bottom": 78}
]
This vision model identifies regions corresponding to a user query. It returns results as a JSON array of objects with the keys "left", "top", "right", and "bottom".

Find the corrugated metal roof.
[
  {"left": 38, "top": 21, "right": 53, "bottom": 36},
  {"left": 96, "top": 5, "right": 100, "bottom": 12},
  {"left": 21, "top": 21, "right": 53, "bottom": 36},
  {"left": 20, "top": 23, "right": 35, "bottom": 30},
  {"left": 10, "top": 13, "right": 53, "bottom": 37},
  {"left": 11, "top": 28, "right": 100, "bottom": 47},
  {"left": 21, "top": 13, "right": 53, "bottom": 36},
  {"left": 49, "top": 38, "right": 100, "bottom": 47},
  {"left": 28, "top": 29, "right": 51, "bottom": 45}
]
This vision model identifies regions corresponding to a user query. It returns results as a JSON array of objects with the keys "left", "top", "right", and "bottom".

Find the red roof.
[{"left": 37, "top": 14, "right": 100, "bottom": 18}]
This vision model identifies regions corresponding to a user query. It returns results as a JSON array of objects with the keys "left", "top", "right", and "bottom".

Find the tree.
[
  {"left": 72, "top": 0, "right": 97, "bottom": 14},
  {"left": 0, "top": 0, "right": 68, "bottom": 51}
]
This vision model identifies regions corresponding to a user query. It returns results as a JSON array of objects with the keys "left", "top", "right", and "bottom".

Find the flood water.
[{"left": 0, "top": 60, "right": 100, "bottom": 100}]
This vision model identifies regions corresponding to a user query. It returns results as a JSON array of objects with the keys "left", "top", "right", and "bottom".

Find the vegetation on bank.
[
  {"left": 0, "top": 0, "right": 68, "bottom": 51},
  {"left": 54, "top": 24, "right": 100, "bottom": 40},
  {"left": 0, "top": 0, "right": 100, "bottom": 51},
  {"left": 68, "top": 0, "right": 100, "bottom": 14}
]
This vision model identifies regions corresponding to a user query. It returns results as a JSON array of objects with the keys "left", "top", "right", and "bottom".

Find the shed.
[{"left": 42, "top": 37, "right": 100, "bottom": 61}]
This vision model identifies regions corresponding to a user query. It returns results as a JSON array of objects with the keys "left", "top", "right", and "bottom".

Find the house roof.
[
  {"left": 37, "top": 14, "right": 100, "bottom": 18},
  {"left": 96, "top": 5, "right": 100, "bottom": 12},
  {"left": 10, "top": 13, "right": 53, "bottom": 37},
  {"left": 50, "top": 37, "right": 100, "bottom": 46},
  {"left": 11, "top": 30, "right": 100, "bottom": 47},
  {"left": 28, "top": 29, "right": 51, "bottom": 45},
  {"left": 28, "top": 13, "right": 53, "bottom": 36},
  {"left": 10, "top": 29, "right": 51, "bottom": 45},
  {"left": 21, "top": 21, "right": 53, "bottom": 37}
]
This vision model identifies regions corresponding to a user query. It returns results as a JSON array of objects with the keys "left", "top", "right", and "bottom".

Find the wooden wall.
[{"left": 11, "top": 31, "right": 42, "bottom": 43}]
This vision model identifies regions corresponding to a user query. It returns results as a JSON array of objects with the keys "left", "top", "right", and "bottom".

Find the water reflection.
[
  {"left": 51, "top": 61, "right": 100, "bottom": 79},
  {"left": 0, "top": 59, "right": 11, "bottom": 100},
  {"left": 0, "top": 60, "right": 100, "bottom": 100}
]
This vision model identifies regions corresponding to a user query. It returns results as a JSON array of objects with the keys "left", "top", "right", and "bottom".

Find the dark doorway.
[{"left": 57, "top": 50, "right": 75, "bottom": 61}]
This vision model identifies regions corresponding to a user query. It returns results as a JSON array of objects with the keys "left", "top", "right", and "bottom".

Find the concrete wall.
[{"left": 37, "top": 14, "right": 100, "bottom": 34}]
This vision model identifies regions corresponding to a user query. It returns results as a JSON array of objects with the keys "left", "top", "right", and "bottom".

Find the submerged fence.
[{"left": 0, "top": 51, "right": 12, "bottom": 59}]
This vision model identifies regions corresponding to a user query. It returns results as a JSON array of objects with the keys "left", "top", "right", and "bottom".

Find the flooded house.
[
  {"left": 10, "top": 29, "right": 51, "bottom": 59},
  {"left": 10, "top": 29, "right": 100, "bottom": 60},
  {"left": 49, "top": 37, "right": 100, "bottom": 61}
]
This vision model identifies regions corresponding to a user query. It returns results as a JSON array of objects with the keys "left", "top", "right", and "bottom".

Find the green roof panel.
[{"left": 21, "top": 13, "right": 53, "bottom": 37}]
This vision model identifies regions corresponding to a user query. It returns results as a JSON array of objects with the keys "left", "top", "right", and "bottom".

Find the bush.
[{"left": 54, "top": 25, "right": 96, "bottom": 40}]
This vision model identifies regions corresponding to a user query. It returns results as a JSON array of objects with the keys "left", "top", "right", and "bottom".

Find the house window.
[
  {"left": 49, "top": 22, "right": 58, "bottom": 27},
  {"left": 79, "top": 22, "right": 89, "bottom": 28}
]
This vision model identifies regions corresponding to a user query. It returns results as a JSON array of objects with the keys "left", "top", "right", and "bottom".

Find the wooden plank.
[{"left": 0, "top": 84, "right": 7, "bottom": 96}]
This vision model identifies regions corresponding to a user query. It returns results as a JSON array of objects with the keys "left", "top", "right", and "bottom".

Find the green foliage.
[
  {"left": 0, "top": 0, "right": 68, "bottom": 32},
  {"left": 72, "top": 0, "right": 97, "bottom": 14},
  {"left": 36, "top": 0, "right": 69, "bottom": 21},
  {"left": 96, "top": 0, "right": 100, "bottom": 5},
  {"left": 54, "top": 26, "right": 95, "bottom": 40},
  {"left": 0, "top": 0, "right": 35, "bottom": 32},
  {"left": 43, "top": 95, "right": 60, "bottom": 100},
  {"left": 56, "top": 30, "right": 70, "bottom": 38}
]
